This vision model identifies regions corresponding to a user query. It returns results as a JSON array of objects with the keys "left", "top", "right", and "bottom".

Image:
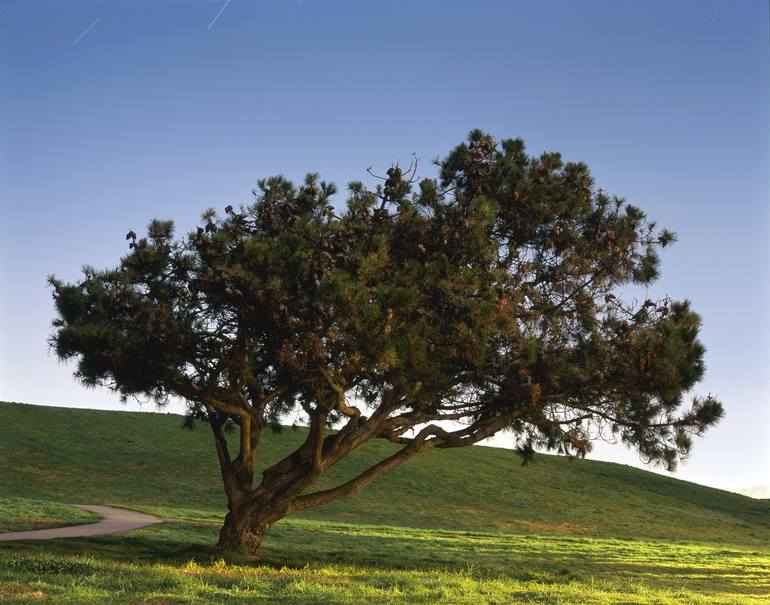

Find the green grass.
[
  {"left": 0, "top": 400, "right": 768, "bottom": 603},
  {"left": 0, "top": 498, "right": 98, "bottom": 533},
  {"left": 1, "top": 401, "right": 767, "bottom": 545},
  {"left": 1, "top": 515, "right": 768, "bottom": 603}
]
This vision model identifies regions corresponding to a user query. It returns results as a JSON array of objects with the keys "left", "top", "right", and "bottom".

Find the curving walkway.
[{"left": 0, "top": 504, "right": 163, "bottom": 541}]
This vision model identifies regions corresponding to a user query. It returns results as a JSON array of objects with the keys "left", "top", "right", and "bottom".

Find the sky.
[{"left": 0, "top": 0, "right": 768, "bottom": 497}]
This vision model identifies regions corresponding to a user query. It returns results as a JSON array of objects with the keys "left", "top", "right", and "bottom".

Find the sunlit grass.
[
  {"left": 0, "top": 498, "right": 98, "bottom": 533},
  {"left": 1, "top": 514, "right": 768, "bottom": 603}
]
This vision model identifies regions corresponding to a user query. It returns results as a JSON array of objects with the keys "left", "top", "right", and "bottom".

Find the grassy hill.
[
  {"left": 1, "top": 400, "right": 767, "bottom": 545},
  {"left": 1, "top": 400, "right": 769, "bottom": 604}
]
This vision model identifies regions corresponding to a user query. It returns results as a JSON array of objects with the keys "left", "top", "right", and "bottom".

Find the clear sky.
[{"left": 1, "top": 0, "right": 768, "bottom": 496}]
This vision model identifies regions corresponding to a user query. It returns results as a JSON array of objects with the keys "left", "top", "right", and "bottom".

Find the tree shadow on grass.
[{"left": 2, "top": 518, "right": 768, "bottom": 596}]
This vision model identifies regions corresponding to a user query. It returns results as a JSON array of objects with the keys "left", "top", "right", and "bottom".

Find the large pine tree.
[{"left": 49, "top": 131, "right": 723, "bottom": 553}]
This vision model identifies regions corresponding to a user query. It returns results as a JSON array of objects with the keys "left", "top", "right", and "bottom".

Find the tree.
[{"left": 49, "top": 131, "right": 723, "bottom": 554}]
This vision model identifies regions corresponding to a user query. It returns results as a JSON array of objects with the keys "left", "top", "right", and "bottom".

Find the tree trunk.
[{"left": 216, "top": 498, "right": 287, "bottom": 554}]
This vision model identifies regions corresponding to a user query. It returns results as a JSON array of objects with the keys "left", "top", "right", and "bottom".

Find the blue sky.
[{"left": 1, "top": 0, "right": 768, "bottom": 495}]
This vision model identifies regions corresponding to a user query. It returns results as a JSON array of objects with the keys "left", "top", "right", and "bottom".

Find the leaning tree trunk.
[
  {"left": 217, "top": 511, "right": 272, "bottom": 554},
  {"left": 216, "top": 492, "right": 292, "bottom": 554}
]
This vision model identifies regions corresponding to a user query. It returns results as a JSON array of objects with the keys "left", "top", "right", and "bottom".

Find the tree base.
[{"left": 216, "top": 508, "right": 278, "bottom": 555}]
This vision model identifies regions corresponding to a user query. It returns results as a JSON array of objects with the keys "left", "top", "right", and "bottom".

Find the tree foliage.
[{"left": 49, "top": 131, "right": 723, "bottom": 552}]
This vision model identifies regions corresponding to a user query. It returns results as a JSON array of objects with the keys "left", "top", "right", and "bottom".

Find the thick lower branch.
[
  {"left": 427, "top": 411, "right": 523, "bottom": 448},
  {"left": 205, "top": 406, "right": 245, "bottom": 503},
  {"left": 293, "top": 425, "right": 436, "bottom": 511},
  {"left": 255, "top": 392, "right": 404, "bottom": 504}
]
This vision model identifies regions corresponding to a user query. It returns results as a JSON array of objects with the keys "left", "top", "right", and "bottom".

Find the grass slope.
[
  {"left": 1, "top": 401, "right": 769, "bottom": 604},
  {"left": 0, "top": 401, "right": 767, "bottom": 545},
  {"left": 0, "top": 498, "right": 98, "bottom": 533}
]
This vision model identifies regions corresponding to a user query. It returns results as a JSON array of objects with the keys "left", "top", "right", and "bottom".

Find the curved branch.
[
  {"left": 293, "top": 425, "right": 435, "bottom": 511},
  {"left": 320, "top": 367, "right": 360, "bottom": 418}
]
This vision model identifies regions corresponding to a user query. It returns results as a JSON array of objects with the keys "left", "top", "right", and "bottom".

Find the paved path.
[{"left": 0, "top": 505, "right": 164, "bottom": 541}]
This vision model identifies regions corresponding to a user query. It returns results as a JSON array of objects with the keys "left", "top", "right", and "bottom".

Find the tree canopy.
[{"left": 49, "top": 131, "right": 723, "bottom": 553}]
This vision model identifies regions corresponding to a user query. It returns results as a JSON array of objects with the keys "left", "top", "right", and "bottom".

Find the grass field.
[
  {"left": 0, "top": 498, "right": 98, "bottom": 533},
  {"left": 1, "top": 401, "right": 768, "bottom": 603}
]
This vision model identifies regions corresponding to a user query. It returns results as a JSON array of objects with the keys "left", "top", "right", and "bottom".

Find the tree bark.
[
  {"left": 216, "top": 497, "right": 288, "bottom": 554},
  {"left": 209, "top": 396, "right": 516, "bottom": 554}
]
